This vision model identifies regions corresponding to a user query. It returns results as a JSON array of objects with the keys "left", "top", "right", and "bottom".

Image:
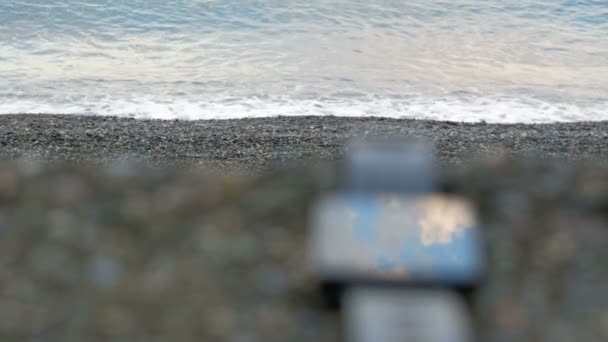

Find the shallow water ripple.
[{"left": 0, "top": 0, "right": 607, "bottom": 122}]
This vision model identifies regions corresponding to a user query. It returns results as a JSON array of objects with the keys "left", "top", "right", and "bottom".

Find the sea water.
[{"left": 1, "top": 0, "right": 606, "bottom": 123}]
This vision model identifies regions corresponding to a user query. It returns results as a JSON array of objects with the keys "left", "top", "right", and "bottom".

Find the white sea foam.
[{"left": 1, "top": 95, "right": 606, "bottom": 124}]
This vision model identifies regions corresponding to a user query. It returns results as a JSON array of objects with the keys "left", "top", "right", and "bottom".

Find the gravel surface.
[
  {"left": 1, "top": 115, "right": 608, "bottom": 341},
  {"left": 1, "top": 159, "right": 608, "bottom": 341},
  {"left": 1, "top": 114, "right": 607, "bottom": 171}
]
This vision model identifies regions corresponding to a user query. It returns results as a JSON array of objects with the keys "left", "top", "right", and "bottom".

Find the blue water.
[{"left": 1, "top": 0, "right": 607, "bottom": 122}]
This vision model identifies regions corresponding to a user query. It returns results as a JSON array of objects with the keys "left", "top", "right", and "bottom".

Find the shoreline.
[{"left": 1, "top": 114, "right": 607, "bottom": 172}]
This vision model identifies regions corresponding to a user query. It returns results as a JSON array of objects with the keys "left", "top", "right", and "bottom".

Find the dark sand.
[{"left": 1, "top": 114, "right": 607, "bottom": 171}]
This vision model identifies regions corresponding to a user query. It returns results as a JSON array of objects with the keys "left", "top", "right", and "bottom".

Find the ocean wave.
[
  {"left": 1, "top": 95, "right": 606, "bottom": 124},
  {"left": 2, "top": 0, "right": 607, "bottom": 123}
]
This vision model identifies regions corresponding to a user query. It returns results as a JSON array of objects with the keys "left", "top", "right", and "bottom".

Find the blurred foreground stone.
[{"left": 0, "top": 159, "right": 607, "bottom": 341}]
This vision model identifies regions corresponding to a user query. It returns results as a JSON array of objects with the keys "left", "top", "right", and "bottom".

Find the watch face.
[{"left": 309, "top": 193, "right": 484, "bottom": 286}]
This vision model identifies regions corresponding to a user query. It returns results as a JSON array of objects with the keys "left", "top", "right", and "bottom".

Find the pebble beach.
[
  {"left": 1, "top": 115, "right": 607, "bottom": 172},
  {"left": 1, "top": 140, "right": 608, "bottom": 341}
]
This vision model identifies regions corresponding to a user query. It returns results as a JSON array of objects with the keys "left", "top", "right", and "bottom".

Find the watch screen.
[{"left": 310, "top": 193, "right": 484, "bottom": 285}]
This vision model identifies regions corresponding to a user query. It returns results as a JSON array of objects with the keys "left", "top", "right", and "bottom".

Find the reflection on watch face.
[{"left": 310, "top": 193, "right": 484, "bottom": 285}]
